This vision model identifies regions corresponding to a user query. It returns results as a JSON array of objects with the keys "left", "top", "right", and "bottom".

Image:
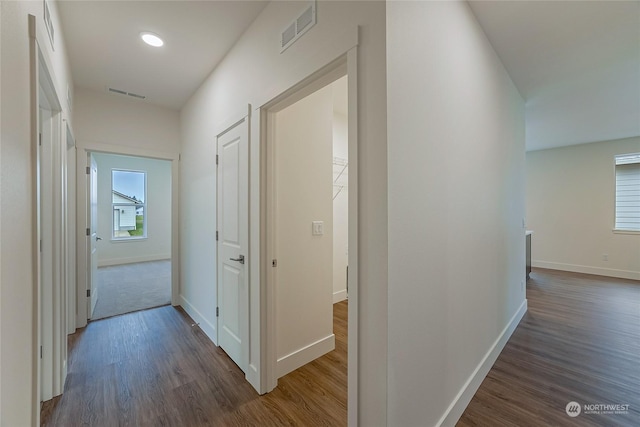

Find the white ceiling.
[
  {"left": 57, "top": 1, "right": 639, "bottom": 150},
  {"left": 468, "top": 1, "right": 640, "bottom": 151},
  {"left": 57, "top": 0, "right": 268, "bottom": 110}
]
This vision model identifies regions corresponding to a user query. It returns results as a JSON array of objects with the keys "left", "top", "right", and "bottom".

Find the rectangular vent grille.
[
  {"left": 282, "top": 22, "right": 296, "bottom": 48},
  {"left": 280, "top": 1, "right": 316, "bottom": 53},
  {"left": 108, "top": 87, "right": 147, "bottom": 100},
  {"left": 44, "top": 1, "right": 55, "bottom": 50},
  {"left": 297, "top": 6, "right": 313, "bottom": 34},
  {"left": 108, "top": 88, "right": 127, "bottom": 95},
  {"left": 127, "top": 92, "right": 146, "bottom": 99}
]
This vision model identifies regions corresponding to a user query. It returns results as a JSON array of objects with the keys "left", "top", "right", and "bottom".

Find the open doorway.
[
  {"left": 265, "top": 72, "right": 349, "bottom": 402},
  {"left": 86, "top": 153, "right": 172, "bottom": 320}
]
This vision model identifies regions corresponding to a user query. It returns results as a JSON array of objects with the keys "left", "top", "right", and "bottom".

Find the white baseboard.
[
  {"left": 533, "top": 260, "right": 640, "bottom": 281},
  {"left": 98, "top": 255, "right": 170, "bottom": 267},
  {"left": 277, "top": 334, "right": 335, "bottom": 378},
  {"left": 437, "top": 299, "right": 528, "bottom": 427},
  {"left": 179, "top": 295, "right": 218, "bottom": 345},
  {"left": 333, "top": 289, "right": 347, "bottom": 303}
]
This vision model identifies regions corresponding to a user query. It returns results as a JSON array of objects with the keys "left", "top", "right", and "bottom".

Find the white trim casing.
[
  {"left": 29, "top": 13, "right": 68, "bottom": 423},
  {"left": 532, "top": 261, "right": 640, "bottom": 281},
  {"left": 180, "top": 295, "right": 218, "bottom": 344},
  {"left": 437, "top": 299, "right": 528, "bottom": 426},
  {"left": 98, "top": 255, "right": 170, "bottom": 268},
  {"left": 333, "top": 290, "right": 348, "bottom": 303},
  {"left": 276, "top": 334, "right": 335, "bottom": 378},
  {"left": 346, "top": 45, "right": 359, "bottom": 427}
]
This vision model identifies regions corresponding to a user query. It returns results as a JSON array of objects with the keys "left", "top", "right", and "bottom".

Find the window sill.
[
  {"left": 613, "top": 229, "right": 640, "bottom": 235},
  {"left": 111, "top": 237, "right": 148, "bottom": 243}
]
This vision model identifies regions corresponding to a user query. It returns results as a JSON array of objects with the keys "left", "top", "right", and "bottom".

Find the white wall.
[
  {"left": 93, "top": 153, "right": 172, "bottom": 267},
  {"left": 180, "top": 1, "right": 387, "bottom": 421},
  {"left": 74, "top": 88, "right": 180, "bottom": 155},
  {"left": 527, "top": 136, "right": 640, "bottom": 279},
  {"left": 0, "top": 0, "right": 3, "bottom": 414},
  {"left": 387, "top": 2, "right": 527, "bottom": 426},
  {"left": 0, "top": 0, "right": 74, "bottom": 424},
  {"left": 274, "top": 84, "right": 335, "bottom": 377},
  {"left": 332, "top": 109, "right": 348, "bottom": 303}
]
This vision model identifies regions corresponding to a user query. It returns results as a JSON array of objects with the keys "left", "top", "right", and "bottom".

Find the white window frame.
[
  {"left": 111, "top": 169, "right": 147, "bottom": 241},
  {"left": 613, "top": 153, "right": 640, "bottom": 234}
]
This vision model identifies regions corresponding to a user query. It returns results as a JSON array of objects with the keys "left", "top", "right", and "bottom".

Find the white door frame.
[
  {"left": 87, "top": 153, "right": 99, "bottom": 317},
  {"left": 257, "top": 49, "right": 359, "bottom": 424},
  {"left": 29, "top": 14, "right": 67, "bottom": 420},
  {"left": 75, "top": 142, "right": 180, "bottom": 329},
  {"left": 65, "top": 122, "right": 77, "bottom": 335}
]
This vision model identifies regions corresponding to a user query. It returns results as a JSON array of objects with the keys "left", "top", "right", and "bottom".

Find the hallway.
[{"left": 41, "top": 302, "right": 348, "bottom": 426}]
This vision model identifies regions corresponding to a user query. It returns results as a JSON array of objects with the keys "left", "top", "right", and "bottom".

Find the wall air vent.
[
  {"left": 280, "top": 1, "right": 316, "bottom": 54},
  {"left": 108, "top": 87, "right": 127, "bottom": 95},
  {"left": 296, "top": 5, "right": 313, "bottom": 34},
  {"left": 127, "top": 92, "right": 146, "bottom": 99},
  {"left": 282, "top": 22, "right": 296, "bottom": 49},
  {"left": 107, "top": 87, "right": 147, "bottom": 100}
]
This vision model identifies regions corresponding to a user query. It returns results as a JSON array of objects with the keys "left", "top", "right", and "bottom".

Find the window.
[
  {"left": 614, "top": 153, "right": 640, "bottom": 232},
  {"left": 112, "top": 170, "right": 146, "bottom": 239}
]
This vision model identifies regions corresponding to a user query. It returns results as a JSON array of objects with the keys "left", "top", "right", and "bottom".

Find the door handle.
[
  {"left": 96, "top": 236, "right": 102, "bottom": 241},
  {"left": 230, "top": 255, "right": 245, "bottom": 265}
]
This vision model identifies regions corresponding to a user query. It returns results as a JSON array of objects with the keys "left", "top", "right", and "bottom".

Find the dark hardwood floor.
[
  {"left": 41, "top": 301, "right": 347, "bottom": 426},
  {"left": 458, "top": 268, "right": 640, "bottom": 427},
  {"left": 42, "top": 269, "right": 640, "bottom": 426}
]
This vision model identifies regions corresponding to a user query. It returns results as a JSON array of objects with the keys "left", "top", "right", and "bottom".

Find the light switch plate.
[{"left": 312, "top": 221, "right": 324, "bottom": 236}]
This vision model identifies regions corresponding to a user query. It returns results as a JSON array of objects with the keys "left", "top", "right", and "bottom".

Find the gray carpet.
[{"left": 92, "top": 260, "right": 171, "bottom": 320}]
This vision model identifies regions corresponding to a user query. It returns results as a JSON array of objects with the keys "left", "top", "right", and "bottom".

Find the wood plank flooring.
[
  {"left": 41, "top": 301, "right": 347, "bottom": 426},
  {"left": 42, "top": 269, "right": 639, "bottom": 426},
  {"left": 458, "top": 268, "right": 640, "bottom": 427}
]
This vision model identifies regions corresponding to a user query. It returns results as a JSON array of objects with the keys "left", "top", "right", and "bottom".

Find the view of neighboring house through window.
[
  {"left": 112, "top": 169, "right": 146, "bottom": 239},
  {"left": 614, "top": 153, "right": 640, "bottom": 232}
]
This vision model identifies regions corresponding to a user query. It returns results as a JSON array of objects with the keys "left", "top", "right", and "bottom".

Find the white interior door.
[
  {"left": 88, "top": 154, "right": 99, "bottom": 317},
  {"left": 217, "top": 118, "right": 249, "bottom": 372}
]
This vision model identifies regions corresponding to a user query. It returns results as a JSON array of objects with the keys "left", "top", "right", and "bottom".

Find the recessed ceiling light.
[{"left": 140, "top": 32, "right": 164, "bottom": 47}]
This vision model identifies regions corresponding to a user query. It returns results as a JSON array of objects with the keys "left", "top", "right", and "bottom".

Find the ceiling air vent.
[
  {"left": 107, "top": 87, "right": 147, "bottom": 100},
  {"left": 280, "top": 1, "right": 316, "bottom": 54}
]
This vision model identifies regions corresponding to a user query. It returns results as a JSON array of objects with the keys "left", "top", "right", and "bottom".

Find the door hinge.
[
  {"left": 216, "top": 231, "right": 219, "bottom": 241},
  {"left": 87, "top": 289, "right": 91, "bottom": 297},
  {"left": 39, "top": 133, "right": 42, "bottom": 146},
  {"left": 272, "top": 259, "right": 277, "bottom": 267},
  {"left": 86, "top": 166, "right": 90, "bottom": 175},
  {"left": 40, "top": 239, "right": 43, "bottom": 253},
  {"left": 86, "top": 228, "right": 90, "bottom": 236},
  {"left": 216, "top": 307, "right": 219, "bottom": 317},
  {"left": 40, "top": 346, "right": 43, "bottom": 359},
  {"left": 216, "top": 154, "right": 219, "bottom": 165}
]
